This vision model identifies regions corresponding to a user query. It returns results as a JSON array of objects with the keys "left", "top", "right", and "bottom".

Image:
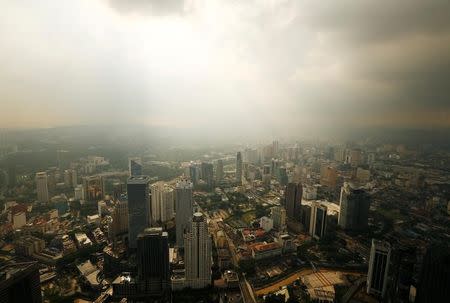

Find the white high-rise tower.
[
  {"left": 184, "top": 212, "right": 212, "bottom": 289},
  {"left": 151, "top": 182, "right": 174, "bottom": 224},
  {"left": 36, "top": 172, "right": 49, "bottom": 202}
]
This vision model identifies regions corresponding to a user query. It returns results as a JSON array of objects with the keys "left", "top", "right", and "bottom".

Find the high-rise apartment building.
[
  {"left": 151, "top": 182, "right": 174, "bottom": 224},
  {"left": 184, "top": 213, "right": 212, "bottom": 289},
  {"left": 320, "top": 165, "right": 338, "bottom": 189},
  {"left": 127, "top": 176, "right": 151, "bottom": 249},
  {"left": 271, "top": 206, "right": 286, "bottom": 230},
  {"left": 36, "top": 172, "right": 49, "bottom": 203},
  {"left": 108, "top": 199, "right": 128, "bottom": 241},
  {"left": 236, "top": 152, "right": 242, "bottom": 184},
  {"left": 216, "top": 159, "right": 224, "bottom": 182},
  {"left": 175, "top": 178, "right": 193, "bottom": 247}
]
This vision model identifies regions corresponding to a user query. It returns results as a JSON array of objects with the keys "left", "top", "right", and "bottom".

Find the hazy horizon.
[{"left": 1, "top": 1, "right": 450, "bottom": 136}]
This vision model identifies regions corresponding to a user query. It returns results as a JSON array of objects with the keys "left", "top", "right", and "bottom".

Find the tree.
[{"left": 238, "top": 258, "right": 256, "bottom": 275}]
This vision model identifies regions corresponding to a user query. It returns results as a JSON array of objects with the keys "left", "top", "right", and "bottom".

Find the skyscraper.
[
  {"left": 108, "top": 199, "right": 128, "bottom": 241},
  {"left": 35, "top": 172, "right": 49, "bottom": 203},
  {"left": 184, "top": 212, "right": 212, "bottom": 289},
  {"left": 277, "top": 167, "right": 288, "bottom": 186},
  {"left": 272, "top": 140, "right": 279, "bottom": 157},
  {"left": 271, "top": 206, "right": 286, "bottom": 230},
  {"left": 127, "top": 176, "right": 151, "bottom": 249},
  {"left": 416, "top": 244, "right": 450, "bottom": 303},
  {"left": 367, "top": 239, "right": 391, "bottom": 298},
  {"left": 216, "top": 159, "right": 224, "bottom": 182},
  {"left": 175, "top": 178, "right": 193, "bottom": 248},
  {"left": 136, "top": 227, "right": 170, "bottom": 292},
  {"left": 300, "top": 204, "right": 311, "bottom": 232},
  {"left": 128, "top": 157, "right": 143, "bottom": 176},
  {"left": 188, "top": 163, "right": 199, "bottom": 186},
  {"left": 320, "top": 165, "right": 338, "bottom": 189},
  {"left": 262, "top": 164, "right": 271, "bottom": 188},
  {"left": 236, "top": 151, "right": 242, "bottom": 184},
  {"left": 0, "top": 262, "right": 42, "bottom": 303},
  {"left": 201, "top": 162, "right": 214, "bottom": 188},
  {"left": 151, "top": 182, "right": 174, "bottom": 224},
  {"left": 284, "top": 182, "right": 303, "bottom": 221},
  {"left": 309, "top": 202, "right": 327, "bottom": 240},
  {"left": 338, "top": 182, "right": 370, "bottom": 231}
]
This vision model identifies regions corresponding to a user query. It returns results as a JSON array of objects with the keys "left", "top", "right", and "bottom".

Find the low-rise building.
[{"left": 250, "top": 242, "right": 282, "bottom": 260}]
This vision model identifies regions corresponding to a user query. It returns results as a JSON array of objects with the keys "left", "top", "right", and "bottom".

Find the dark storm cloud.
[
  {"left": 282, "top": 0, "right": 450, "bottom": 125},
  {"left": 108, "top": 0, "right": 185, "bottom": 15},
  {"left": 301, "top": 1, "right": 450, "bottom": 45}
]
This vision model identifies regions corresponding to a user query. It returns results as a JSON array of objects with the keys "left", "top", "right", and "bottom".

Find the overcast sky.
[{"left": 1, "top": 0, "right": 449, "bottom": 137}]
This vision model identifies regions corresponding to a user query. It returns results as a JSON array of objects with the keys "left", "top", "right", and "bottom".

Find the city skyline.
[{"left": 0, "top": 1, "right": 449, "bottom": 302}]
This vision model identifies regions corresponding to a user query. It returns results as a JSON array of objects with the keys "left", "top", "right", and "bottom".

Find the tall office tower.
[
  {"left": 201, "top": 162, "right": 214, "bottom": 188},
  {"left": 187, "top": 163, "right": 198, "bottom": 186},
  {"left": 301, "top": 204, "right": 311, "bottom": 232},
  {"left": 416, "top": 244, "right": 450, "bottom": 303},
  {"left": 271, "top": 158, "right": 282, "bottom": 176},
  {"left": 367, "top": 239, "right": 391, "bottom": 298},
  {"left": 128, "top": 157, "right": 143, "bottom": 176},
  {"left": 127, "top": 176, "right": 151, "bottom": 249},
  {"left": 320, "top": 165, "right": 338, "bottom": 189},
  {"left": 277, "top": 167, "right": 288, "bottom": 186},
  {"left": 136, "top": 228, "right": 170, "bottom": 292},
  {"left": 350, "top": 149, "right": 362, "bottom": 167},
  {"left": 236, "top": 152, "right": 243, "bottom": 184},
  {"left": 74, "top": 184, "right": 85, "bottom": 200},
  {"left": 0, "top": 262, "right": 42, "bottom": 303},
  {"left": 284, "top": 182, "right": 303, "bottom": 221},
  {"left": 71, "top": 169, "right": 78, "bottom": 187},
  {"left": 35, "top": 172, "right": 49, "bottom": 203},
  {"left": 271, "top": 206, "right": 286, "bottom": 230},
  {"left": 175, "top": 178, "right": 193, "bottom": 248},
  {"left": 272, "top": 140, "right": 279, "bottom": 157},
  {"left": 309, "top": 202, "right": 327, "bottom": 240},
  {"left": 334, "top": 146, "right": 345, "bottom": 162},
  {"left": 151, "top": 182, "right": 174, "bottom": 224},
  {"left": 390, "top": 246, "right": 417, "bottom": 302},
  {"left": 262, "top": 164, "right": 271, "bottom": 188},
  {"left": 83, "top": 175, "right": 104, "bottom": 202},
  {"left": 338, "top": 182, "right": 370, "bottom": 231},
  {"left": 63, "top": 169, "right": 72, "bottom": 187},
  {"left": 216, "top": 159, "right": 224, "bottom": 182},
  {"left": 184, "top": 213, "right": 212, "bottom": 289},
  {"left": 109, "top": 200, "right": 129, "bottom": 240}
]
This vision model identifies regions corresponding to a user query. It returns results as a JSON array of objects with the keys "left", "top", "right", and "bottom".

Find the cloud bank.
[{"left": 0, "top": 0, "right": 449, "bottom": 137}]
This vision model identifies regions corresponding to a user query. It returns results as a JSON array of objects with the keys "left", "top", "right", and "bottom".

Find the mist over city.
[{"left": 0, "top": 1, "right": 449, "bottom": 303}]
